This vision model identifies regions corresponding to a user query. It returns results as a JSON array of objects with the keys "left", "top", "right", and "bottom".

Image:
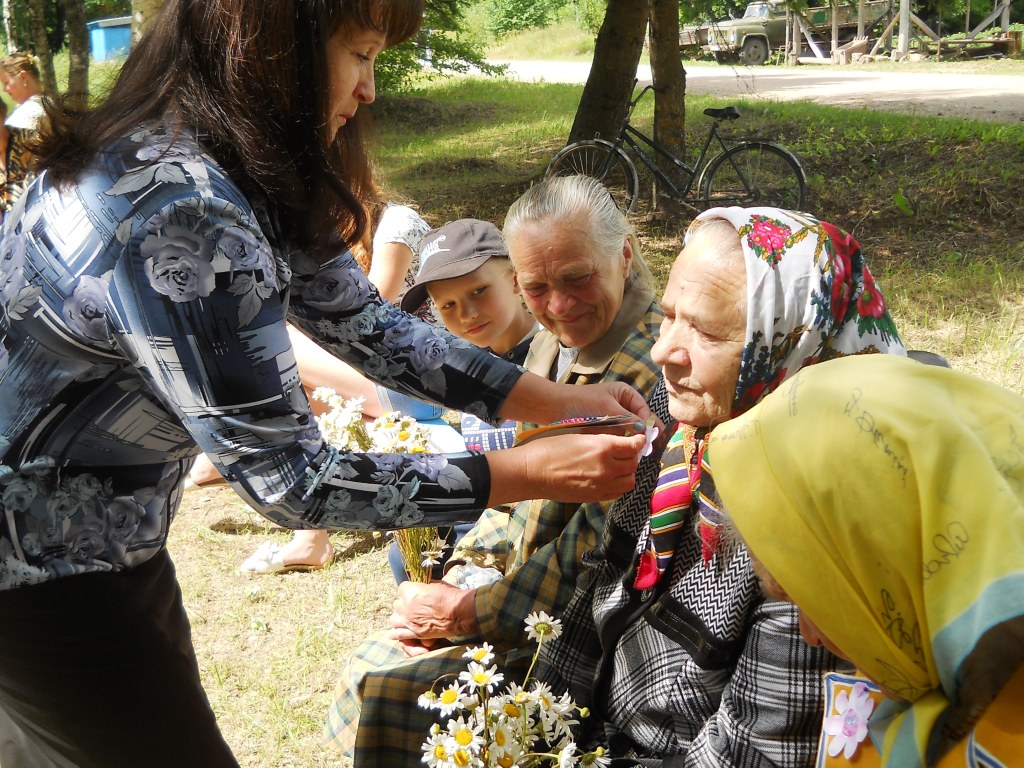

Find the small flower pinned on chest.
[{"left": 823, "top": 680, "right": 876, "bottom": 759}]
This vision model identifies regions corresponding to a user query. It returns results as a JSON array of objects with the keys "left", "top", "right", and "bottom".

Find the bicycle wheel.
[
  {"left": 546, "top": 140, "right": 640, "bottom": 214},
  {"left": 700, "top": 142, "right": 807, "bottom": 211}
]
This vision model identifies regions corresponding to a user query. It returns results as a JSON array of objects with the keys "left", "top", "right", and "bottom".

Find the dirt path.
[{"left": 493, "top": 60, "right": 1024, "bottom": 123}]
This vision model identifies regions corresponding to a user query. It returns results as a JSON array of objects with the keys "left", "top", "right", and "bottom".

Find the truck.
[{"left": 705, "top": 0, "right": 892, "bottom": 65}]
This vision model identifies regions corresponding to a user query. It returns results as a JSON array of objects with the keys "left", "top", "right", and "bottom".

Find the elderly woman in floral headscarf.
[
  {"left": 534, "top": 207, "right": 907, "bottom": 767},
  {"left": 711, "top": 354, "right": 1024, "bottom": 768}
]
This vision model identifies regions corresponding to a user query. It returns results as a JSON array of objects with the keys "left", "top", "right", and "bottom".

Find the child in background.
[{"left": 385, "top": 218, "right": 539, "bottom": 581}]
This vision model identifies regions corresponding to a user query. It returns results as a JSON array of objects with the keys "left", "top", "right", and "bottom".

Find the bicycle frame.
[
  {"left": 593, "top": 83, "right": 737, "bottom": 201},
  {"left": 562, "top": 82, "right": 806, "bottom": 211},
  {"left": 610, "top": 120, "right": 733, "bottom": 202}
]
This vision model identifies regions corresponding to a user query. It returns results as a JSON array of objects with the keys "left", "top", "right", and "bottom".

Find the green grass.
[{"left": 485, "top": 17, "right": 600, "bottom": 61}]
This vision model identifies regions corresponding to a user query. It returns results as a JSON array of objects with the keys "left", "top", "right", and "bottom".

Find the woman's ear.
[{"left": 622, "top": 235, "right": 635, "bottom": 278}]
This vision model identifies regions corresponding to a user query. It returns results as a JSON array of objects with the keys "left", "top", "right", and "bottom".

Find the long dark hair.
[{"left": 34, "top": 0, "right": 423, "bottom": 260}]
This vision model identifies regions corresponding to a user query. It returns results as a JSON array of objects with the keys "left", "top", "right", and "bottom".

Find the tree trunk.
[
  {"left": 568, "top": 0, "right": 650, "bottom": 143},
  {"left": 27, "top": 0, "right": 58, "bottom": 97},
  {"left": 131, "top": 0, "right": 165, "bottom": 42},
  {"left": 648, "top": 0, "right": 688, "bottom": 207},
  {"left": 62, "top": 0, "right": 89, "bottom": 110},
  {"left": 3, "top": 0, "right": 17, "bottom": 53}
]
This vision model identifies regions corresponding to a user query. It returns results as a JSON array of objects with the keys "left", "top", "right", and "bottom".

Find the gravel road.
[{"left": 493, "top": 60, "right": 1024, "bottom": 124}]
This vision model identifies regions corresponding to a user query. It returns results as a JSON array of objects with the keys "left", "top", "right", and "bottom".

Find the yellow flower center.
[
  {"left": 472, "top": 672, "right": 489, "bottom": 685},
  {"left": 472, "top": 649, "right": 487, "bottom": 661},
  {"left": 498, "top": 757, "right": 514, "bottom": 768},
  {"left": 455, "top": 728, "right": 473, "bottom": 746},
  {"left": 504, "top": 702, "right": 521, "bottom": 717},
  {"left": 440, "top": 689, "right": 459, "bottom": 705},
  {"left": 453, "top": 748, "right": 472, "bottom": 767},
  {"left": 535, "top": 621, "right": 552, "bottom": 635},
  {"left": 433, "top": 744, "right": 448, "bottom": 760},
  {"left": 495, "top": 729, "right": 506, "bottom": 746},
  {"left": 399, "top": 430, "right": 410, "bottom": 440}
]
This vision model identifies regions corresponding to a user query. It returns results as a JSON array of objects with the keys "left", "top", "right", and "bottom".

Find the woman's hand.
[
  {"left": 499, "top": 374, "right": 662, "bottom": 435},
  {"left": 485, "top": 431, "right": 647, "bottom": 507},
  {"left": 564, "top": 380, "right": 658, "bottom": 427}
]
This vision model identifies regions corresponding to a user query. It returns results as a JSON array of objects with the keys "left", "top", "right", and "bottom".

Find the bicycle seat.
[{"left": 704, "top": 106, "right": 741, "bottom": 121}]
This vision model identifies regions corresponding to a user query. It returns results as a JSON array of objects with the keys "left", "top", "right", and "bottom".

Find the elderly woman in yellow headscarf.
[{"left": 710, "top": 354, "right": 1024, "bottom": 768}]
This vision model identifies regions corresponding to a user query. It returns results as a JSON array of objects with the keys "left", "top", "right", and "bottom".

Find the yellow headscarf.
[{"left": 708, "top": 355, "right": 1024, "bottom": 767}]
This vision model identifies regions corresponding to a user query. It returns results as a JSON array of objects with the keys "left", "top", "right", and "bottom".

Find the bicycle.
[{"left": 545, "top": 84, "right": 807, "bottom": 214}]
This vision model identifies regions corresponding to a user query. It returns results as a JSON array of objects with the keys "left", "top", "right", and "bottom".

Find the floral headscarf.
[
  {"left": 638, "top": 207, "right": 907, "bottom": 581},
  {"left": 699, "top": 206, "right": 906, "bottom": 416},
  {"left": 710, "top": 355, "right": 1024, "bottom": 768}
]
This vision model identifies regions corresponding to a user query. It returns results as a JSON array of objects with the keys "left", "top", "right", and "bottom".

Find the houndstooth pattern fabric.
[{"left": 536, "top": 459, "right": 849, "bottom": 767}]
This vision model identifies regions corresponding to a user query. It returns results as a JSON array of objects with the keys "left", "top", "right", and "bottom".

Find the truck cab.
[{"left": 706, "top": 0, "right": 788, "bottom": 65}]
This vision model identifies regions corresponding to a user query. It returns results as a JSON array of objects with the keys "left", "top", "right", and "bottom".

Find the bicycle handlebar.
[{"left": 627, "top": 83, "right": 656, "bottom": 116}]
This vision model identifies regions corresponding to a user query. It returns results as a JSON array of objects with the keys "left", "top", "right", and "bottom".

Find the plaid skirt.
[{"left": 325, "top": 633, "right": 530, "bottom": 767}]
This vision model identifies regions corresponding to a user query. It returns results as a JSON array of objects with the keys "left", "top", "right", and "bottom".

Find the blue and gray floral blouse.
[{"left": 0, "top": 124, "right": 520, "bottom": 591}]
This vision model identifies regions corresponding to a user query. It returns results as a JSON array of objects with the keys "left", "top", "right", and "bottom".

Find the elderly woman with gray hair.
[
  {"left": 326, "top": 175, "right": 672, "bottom": 767},
  {"left": 535, "top": 206, "right": 909, "bottom": 767}
]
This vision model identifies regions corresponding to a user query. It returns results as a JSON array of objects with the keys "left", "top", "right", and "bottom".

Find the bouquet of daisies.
[
  {"left": 312, "top": 387, "right": 448, "bottom": 582},
  {"left": 418, "top": 612, "right": 609, "bottom": 768}
]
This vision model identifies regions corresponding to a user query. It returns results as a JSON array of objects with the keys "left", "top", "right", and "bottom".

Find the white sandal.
[{"left": 239, "top": 540, "right": 334, "bottom": 574}]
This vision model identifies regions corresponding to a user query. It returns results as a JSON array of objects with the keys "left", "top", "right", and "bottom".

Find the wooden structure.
[{"left": 785, "top": 0, "right": 1015, "bottom": 63}]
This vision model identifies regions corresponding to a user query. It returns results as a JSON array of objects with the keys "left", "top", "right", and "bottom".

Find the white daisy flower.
[
  {"left": 462, "top": 643, "right": 495, "bottom": 666},
  {"left": 420, "top": 731, "right": 453, "bottom": 768},
  {"left": 580, "top": 746, "right": 612, "bottom": 767},
  {"left": 458, "top": 661, "right": 504, "bottom": 693},
  {"left": 435, "top": 682, "right": 467, "bottom": 717},
  {"left": 557, "top": 743, "right": 579, "bottom": 768},
  {"left": 421, "top": 553, "right": 442, "bottom": 568},
  {"left": 524, "top": 611, "right": 563, "bottom": 642},
  {"left": 489, "top": 720, "right": 516, "bottom": 757},
  {"left": 445, "top": 715, "right": 484, "bottom": 753}
]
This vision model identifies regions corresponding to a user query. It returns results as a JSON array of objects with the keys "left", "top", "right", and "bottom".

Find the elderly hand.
[
  {"left": 485, "top": 430, "right": 647, "bottom": 507},
  {"left": 386, "top": 580, "right": 478, "bottom": 648}
]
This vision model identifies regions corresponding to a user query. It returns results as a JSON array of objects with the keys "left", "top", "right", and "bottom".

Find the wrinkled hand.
[
  {"left": 386, "top": 580, "right": 478, "bottom": 645},
  {"left": 487, "top": 431, "right": 647, "bottom": 507},
  {"left": 393, "top": 636, "right": 446, "bottom": 659}
]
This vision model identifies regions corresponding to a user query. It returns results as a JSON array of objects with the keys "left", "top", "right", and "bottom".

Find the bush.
[{"left": 487, "top": 0, "right": 562, "bottom": 38}]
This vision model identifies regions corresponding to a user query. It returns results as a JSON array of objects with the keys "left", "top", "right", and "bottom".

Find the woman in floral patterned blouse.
[{"left": 0, "top": 2, "right": 650, "bottom": 765}]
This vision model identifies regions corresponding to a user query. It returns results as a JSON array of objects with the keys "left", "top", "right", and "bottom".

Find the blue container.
[{"left": 87, "top": 16, "right": 132, "bottom": 62}]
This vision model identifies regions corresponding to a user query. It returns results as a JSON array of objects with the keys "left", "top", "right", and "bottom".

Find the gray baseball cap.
[{"left": 400, "top": 219, "right": 508, "bottom": 314}]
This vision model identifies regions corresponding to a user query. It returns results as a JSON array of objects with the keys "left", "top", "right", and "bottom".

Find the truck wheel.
[{"left": 740, "top": 37, "right": 769, "bottom": 65}]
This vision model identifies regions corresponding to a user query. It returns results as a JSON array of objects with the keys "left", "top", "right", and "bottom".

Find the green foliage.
[
  {"left": 893, "top": 190, "right": 916, "bottom": 216},
  {"left": 486, "top": 0, "right": 563, "bottom": 38},
  {"left": 569, "top": 0, "right": 607, "bottom": 33},
  {"left": 680, "top": 0, "right": 747, "bottom": 24},
  {"left": 376, "top": 1, "right": 500, "bottom": 93},
  {"left": 4, "top": 0, "right": 129, "bottom": 55},
  {"left": 84, "top": 0, "right": 129, "bottom": 21}
]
